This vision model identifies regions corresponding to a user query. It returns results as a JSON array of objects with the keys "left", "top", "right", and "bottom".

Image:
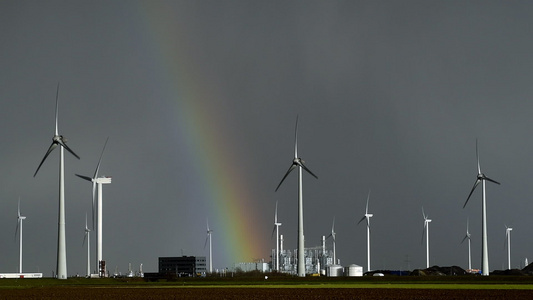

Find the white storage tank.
[
  {"left": 344, "top": 264, "right": 363, "bottom": 277},
  {"left": 327, "top": 265, "right": 343, "bottom": 277}
]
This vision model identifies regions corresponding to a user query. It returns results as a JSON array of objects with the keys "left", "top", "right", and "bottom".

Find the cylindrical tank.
[
  {"left": 327, "top": 265, "right": 343, "bottom": 277},
  {"left": 344, "top": 264, "right": 363, "bottom": 277}
]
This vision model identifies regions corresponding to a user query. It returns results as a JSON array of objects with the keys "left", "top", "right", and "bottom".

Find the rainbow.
[{"left": 139, "top": 3, "right": 267, "bottom": 267}]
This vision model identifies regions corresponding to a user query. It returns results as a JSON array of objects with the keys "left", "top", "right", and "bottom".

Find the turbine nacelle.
[{"left": 95, "top": 177, "right": 112, "bottom": 184}]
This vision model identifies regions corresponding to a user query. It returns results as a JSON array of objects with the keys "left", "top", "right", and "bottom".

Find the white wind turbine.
[
  {"left": 34, "top": 83, "right": 80, "bottom": 279},
  {"left": 326, "top": 217, "right": 336, "bottom": 265},
  {"left": 15, "top": 198, "right": 26, "bottom": 273},
  {"left": 204, "top": 219, "right": 213, "bottom": 273},
  {"left": 271, "top": 201, "right": 282, "bottom": 271},
  {"left": 83, "top": 213, "right": 91, "bottom": 277},
  {"left": 505, "top": 225, "right": 513, "bottom": 270},
  {"left": 461, "top": 218, "right": 472, "bottom": 270},
  {"left": 357, "top": 191, "right": 373, "bottom": 272},
  {"left": 421, "top": 207, "right": 432, "bottom": 268},
  {"left": 275, "top": 116, "right": 318, "bottom": 277},
  {"left": 463, "top": 140, "right": 500, "bottom": 276},
  {"left": 76, "top": 137, "right": 111, "bottom": 277}
]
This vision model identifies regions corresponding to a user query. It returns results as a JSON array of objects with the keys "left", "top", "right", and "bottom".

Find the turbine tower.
[
  {"left": 326, "top": 217, "right": 336, "bottom": 265},
  {"left": 422, "top": 207, "right": 431, "bottom": 268},
  {"left": 15, "top": 198, "right": 26, "bottom": 274},
  {"left": 76, "top": 137, "right": 111, "bottom": 277},
  {"left": 357, "top": 191, "right": 373, "bottom": 272},
  {"left": 271, "top": 201, "right": 282, "bottom": 271},
  {"left": 204, "top": 219, "right": 213, "bottom": 273},
  {"left": 83, "top": 213, "right": 91, "bottom": 277},
  {"left": 275, "top": 116, "right": 318, "bottom": 277},
  {"left": 34, "top": 83, "right": 80, "bottom": 279},
  {"left": 505, "top": 225, "right": 513, "bottom": 270},
  {"left": 461, "top": 218, "right": 472, "bottom": 270},
  {"left": 463, "top": 140, "right": 500, "bottom": 276}
]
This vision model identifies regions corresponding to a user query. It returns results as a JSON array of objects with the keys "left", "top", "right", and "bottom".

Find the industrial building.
[
  {"left": 271, "top": 235, "right": 362, "bottom": 276},
  {"left": 158, "top": 256, "right": 207, "bottom": 277}
]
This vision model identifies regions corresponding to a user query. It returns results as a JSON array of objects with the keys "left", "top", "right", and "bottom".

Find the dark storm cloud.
[{"left": 1, "top": 1, "right": 533, "bottom": 275}]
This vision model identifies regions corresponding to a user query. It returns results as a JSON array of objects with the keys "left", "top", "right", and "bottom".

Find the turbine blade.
[
  {"left": 94, "top": 137, "right": 109, "bottom": 178},
  {"left": 17, "top": 198, "right": 21, "bottom": 218},
  {"left": 461, "top": 234, "right": 468, "bottom": 244},
  {"left": 300, "top": 162, "right": 318, "bottom": 179},
  {"left": 365, "top": 190, "right": 371, "bottom": 214},
  {"left": 294, "top": 116, "right": 298, "bottom": 159},
  {"left": 83, "top": 231, "right": 87, "bottom": 246},
  {"left": 58, "top": 139, "right": 80, "bottom": 159},
  {"left": 34, "top": 142, "right": 58, "bottom": 177},
  {"left": 463, "top": 179, "right": 481, "bottom": 208},
  {"left": 274, "top": 201, "right": 278, "bottom": 223},
  {"left": 476, "top": 139, "right": 481, "bottom": 174},
  {"left": 331, "top": 216, "right": 335, "bottom": 233},
  {"left": 275, "top": 164, "right": 296, "bottom": 192},
  {"left": 357, "top": 215, "right": 366, "bottom": 225},
  {"left": 55, "top": 82, "right": 59, "bottom": 136},
  {"left": 484, "top": 176, "right": 500, "bottom": 185},
  {"left": 422, "top": 207, "right": 426, "bottom": 219},
  {"left": 204, "top": 235, "right": 209, "bottom": 250},
  {"left": 75, "top": 174, "right": 93, "bottom": 182}
]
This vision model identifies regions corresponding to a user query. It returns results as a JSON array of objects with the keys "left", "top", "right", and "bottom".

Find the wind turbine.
[
  {"left": 461, "top": 218, "right": 472, "bottom": 270},
  {"left": 271, "top": 201, "right": 282, "bottom": 271},
  {"left": 326, "top": 217, "right": 336, "bottom": 265},
  {"left": 463, "top": 140, "right": 500, "bottom": 276},
  {"left": 505, "top": 225, "right": 513, "bottom": 270},
  {"left": 34, "top": 83, "right": 80, "bottom": 279},
  {"left": 204, "top": 219, "right": 213, "bottom": 273},
  {"left": 421, "top": 207, "right": 431, "bottom": 268},
  {"left": 275, "top": 116, "right": 318, "bottom": 277},
  {"left": 83, "top": 213, "right": 91, "bottom": 277},
  {"left": 15, "top": 198, "right": 26, "bottom": 273},
  {"left": 76, "top": 137, "right": 111, "bottom": 277},
  {"left": 357, "top": 191, "right": 373, "bottom": 272}
]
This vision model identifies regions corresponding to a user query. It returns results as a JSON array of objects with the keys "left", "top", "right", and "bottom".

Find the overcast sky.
[{"left": 2, "top": 1, "right": 533, "bottom": 276}]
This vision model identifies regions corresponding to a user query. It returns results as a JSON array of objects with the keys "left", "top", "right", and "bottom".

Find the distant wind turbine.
[
  {"left": 357, "top": 191, "right": 373, "bottom": 272},
  {"left": 34, "top": 83, "right": 80, "bottom": 279},
  {"left": 461, "top": 218, "right": 472, "bottom": 270},
  {"left": 204, "top": 219, "right": 213, "bottom": 273},
  {"left": 271, "top": 201, "right": 282, "bottom": 271},
  {"left": 275, "top": 116, "right": 318, "bottom": 277},
  {"left": 76, "top": 137, "right": 111, "bottom": 277},
  {"left": 83, "top": 213, "right": 91, "bottom": 277},
  {"left": 505, "top": 225, "right": 513, "bottom": 270},
  {"left": 463, "top": 140, "right": 500, "bottom": 276},
  {"left": 326, "top": 217, "right": 336, "bottom": 265},
  {"left": 15, "top": 198, "right": 26, "bottom": 273},
  {"left": 421, "top": 207, "right": 432, "bottom": 268}
]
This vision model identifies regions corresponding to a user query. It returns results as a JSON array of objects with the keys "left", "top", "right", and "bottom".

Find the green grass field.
[{"left": 0, "top": 275, "right": 532, "bottom": 290}]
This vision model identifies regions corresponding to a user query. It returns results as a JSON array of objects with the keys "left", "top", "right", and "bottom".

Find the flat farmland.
[{"left": 0, "top": 276, "right": 532, "bottom": 299}]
